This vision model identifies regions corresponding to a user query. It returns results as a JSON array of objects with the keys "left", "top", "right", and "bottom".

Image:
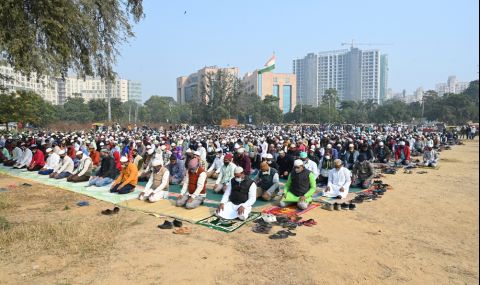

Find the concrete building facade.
[
  {"left": 242, "top": 71, "right": 297, "bottom": 114},
  {"left": 0, "top": 62, "right": 59, "bottom": 105},
  {"left": 435, "top": 76, "right": 469, "bottom": 96},
  {"left": 293, "top": 48, "right": 387, "bottom": 106},
  {"left": 177, "top": 66, "right": 239, "bottom": 104}
]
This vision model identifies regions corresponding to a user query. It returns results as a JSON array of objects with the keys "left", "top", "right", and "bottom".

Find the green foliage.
[
  {"left": 0, "top": 90, "right": 58, "bottom": 127},
  {"left": 61, "top": 96, "right": 94, "bottom": 123},
  {"left": 0, "top": 0, "right": 144, "bottom": 80}
]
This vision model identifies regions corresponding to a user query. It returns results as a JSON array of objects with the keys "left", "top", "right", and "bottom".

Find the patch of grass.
[
  {"left": 0, "top": 195, "right": 12, "bottom": 210},
  {"left": 0, "top": 216, "right": 10, "bottom": 230},
  {"left": 0, "top": 216, "right": 128, "bottom": 260}
]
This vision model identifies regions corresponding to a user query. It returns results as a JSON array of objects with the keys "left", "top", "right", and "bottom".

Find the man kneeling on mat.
[
  {"left": 324, "top": 159, "right": 351, "bottom": 199},
  {"left": 176, "top": 158, "right": 206, "bottom": 209},
  {"left": 253, "top": 161, "right": 280, "bottom": 201},
  {"left": 279, "top": 159, "right": 316, "bottom": 210},
  {"left": 216, "top": 167, "right": 256, "bottom": 220},
  {"left": 110, "top": 156, "right": 138, "bottom": 194},
  {"left": 352, "top": 154, "right": 374, "bottom": 189},
  {"left": 138, "top": 159, "right": 170, "bottom": 202}
]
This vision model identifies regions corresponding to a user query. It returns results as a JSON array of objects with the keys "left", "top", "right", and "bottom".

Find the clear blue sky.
[{"left": 115, "top": 0, "right": 479, "bottom": 101}]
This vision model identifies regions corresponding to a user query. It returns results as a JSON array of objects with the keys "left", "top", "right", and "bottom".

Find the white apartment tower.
[{"left": 293, "top": 48, "right": 387, "bottom": 106}]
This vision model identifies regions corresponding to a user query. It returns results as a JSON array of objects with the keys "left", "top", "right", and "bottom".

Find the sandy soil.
[{"left": 0, "top": 140, "right": 478, "bottom": 285}]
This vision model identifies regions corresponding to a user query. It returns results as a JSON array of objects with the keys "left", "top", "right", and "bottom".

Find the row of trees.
[{"left": 0, "top": 79, "right": 478, "bottom": 128}]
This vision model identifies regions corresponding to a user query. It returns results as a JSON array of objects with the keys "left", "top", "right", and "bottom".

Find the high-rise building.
[
  {"left": 177, "top": 66, "right": 239, "bottom": 104},
  {"left": 57, "top": 77, "right": 129, "bottom": 104},
  {"left": 435, "top": 76, "right": 469, "bottom": 96},
  {"left": 380, "top": 54, "right": 389, "bottom": 103},
  {"left": 242, "top": 70, "right": 297, "bottom": 114},
  {"left": 0, "top": 60, "right": 59, "bottom": 104},
  {"left": 293, "top": 47, "right": 386, "bottom": 106},
  {"left": 293, "top": 53, "right": 318, "bottom": 106}
]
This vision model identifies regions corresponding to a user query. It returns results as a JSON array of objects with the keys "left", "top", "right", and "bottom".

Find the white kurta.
[
  {"left": 139, "top": 168, "right": 170, "bottom": 202},
  {"left": 324, "top": 167, "right": 351, "bottom": 198},
  {"left": 304, "top": 159, "right": 319, "bottom": 179},
  {"left": 217, "top": 180, "right": 257, "bottom": 220}
]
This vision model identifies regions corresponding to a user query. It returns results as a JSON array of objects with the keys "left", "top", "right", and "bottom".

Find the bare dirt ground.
[{"left": 0, "top": 140, "right": 478, "bottom": 285}]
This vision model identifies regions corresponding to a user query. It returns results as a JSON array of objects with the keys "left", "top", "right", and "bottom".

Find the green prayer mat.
[
  {"left": 0, "top": 166, "right": 140, "bottom": 204},
  {"left": 196, "top": 212, "right": 261, "bottom": 233}
]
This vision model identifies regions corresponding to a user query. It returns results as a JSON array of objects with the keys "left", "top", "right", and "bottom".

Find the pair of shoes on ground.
[
  {"left": 158, "top": 219, "right": 183, "bottom": 229},
  {"left": 334, "top": 202, "right": 356, "bottom": 210},
  {"left": 101, "top": 206, "right": 119, "bottom": 215}
]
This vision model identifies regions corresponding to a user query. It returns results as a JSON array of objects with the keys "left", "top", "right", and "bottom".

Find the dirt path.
[{"left": 0, "top": 141, "right": 478, "bottom": 285}]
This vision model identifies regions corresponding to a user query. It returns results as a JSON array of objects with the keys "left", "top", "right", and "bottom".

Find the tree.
[
  {"left": 88, "top": 99, "right": 108, "bottom": 121},
  {"left": 322, "top": 88, "right": 340, "bottom": 123},
  {"left": 0, "top": 0, "right": 144, "bottom": 81},
  {"left": 464, "top": 80, "right": 479, "bottom": 104},
  {"left": 61, "top": 96, "right": 94, "bottom": 123},
  {"left": 0, "top": 90, "right": 58, "bottom": 128}
]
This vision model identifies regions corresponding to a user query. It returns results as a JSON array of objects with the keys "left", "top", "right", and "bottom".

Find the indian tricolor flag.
[{"left": 258, "top": 54, "right": 276, "bottom": 74}]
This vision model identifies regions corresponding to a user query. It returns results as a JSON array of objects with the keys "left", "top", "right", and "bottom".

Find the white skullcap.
[
  {"left": 327, "top": 144, "right": 332, "bottom": 148},
  {"left": 349, "top": 144, "right": 354, "bottom": 148},
  {"left": 234, "top": 143, "right": 240, "bottom": 149},
  {"left": 161, "top": 145, "right": 166, "bottom": 150},
  {"left": 278, "top": 150, "right": 285, "bottom": 154},
  {"left": 58, "top": 150, "right": 66, "bottom": 155},
  {"left": 427, "top": 142, "right": 434, "bottom": 147},
  {"left": 99, "top": 142, "right": 104, "bottom": 146},
  {"left": 193, "top": 151, "right": 201, "bottom": 156},
  {"left": 120, "top": 156, "right": 128, "bottom": 163},
  {"left": 76, "top": 151, "right": 83, "bottom": 155},
  {"left": 171, "top": 143, "right": 176, "bottom": 147},
  {"left": 379, "top": 142, "right": 384, "bottom": 146},
  {"left": 266, "top": 153, "right": 273, "bottom": 159},
  {"left": 399, "top": 141, "right": 406, "bottom": 146},
  {"left": 293, "top": 159, "right": 304, "bottom": 167},
  {"left": 147, "top": 148, "right": 154, "bottom": 155},
  {"left": 234, "top": 167, "right": 244, "bottom": 174},
  {"left": 216, "top": 148, "right": 222, "bottom": 153},
  {"left": 237, "top": 148, "right": 245, "bottom": 154},
  {"left": 46, "top": 148, "right": 52, "bottom": 153},
  {"left": 186, "top": 148, "right": 192, "bottom": 153},
  {"left": 151, "top": 159, "right": 163, "bottom": 167},
  {"left": 146, "top": 145, "right": 152, "bottom": 149}
]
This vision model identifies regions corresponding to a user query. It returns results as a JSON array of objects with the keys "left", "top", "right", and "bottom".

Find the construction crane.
[{"left": 341, "top": 39, "right": 393, "bottom": 49}]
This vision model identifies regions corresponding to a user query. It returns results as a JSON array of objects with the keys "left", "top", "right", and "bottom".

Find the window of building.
[{"left": 273, "top": 85, "right": 279, "bottom": 97}]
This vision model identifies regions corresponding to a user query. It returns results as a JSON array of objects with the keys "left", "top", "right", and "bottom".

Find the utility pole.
[{"left": 128, "top": 104, "right": 131, "bottom": 123}]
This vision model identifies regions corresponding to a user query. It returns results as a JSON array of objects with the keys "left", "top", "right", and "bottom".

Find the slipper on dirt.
[
  {"left": 76, "top": 201, "right": 89, "bottom": 207},
  {"left": 269, "top": 231, "right": 289, "bottom": 239},
  {"left": 252, "top": 224, "right": 272, "bottom": 234},
  {"left": 113, "top": 206, "right": 120, "bottom": 213},
  {"left": 278, "top": 230, "right": 296, "bottom": 236},
  {"left": 21, "top": 183, "right": 32, "bottom": 187},
  {"left": 302, "top": 219, "right": 317, "bottom": 227},
  {"left": 333, "top": 203, "right": 340, "bottom": 210},
  {"left": 173, "top": 227, "right": 191, "bottom": 235}
]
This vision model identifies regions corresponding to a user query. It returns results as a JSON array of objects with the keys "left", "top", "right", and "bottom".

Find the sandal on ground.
[
  {"left": 173, "top": 227, "right": 191, "bottom": 235},
  {"left": 269, "top": 231, "right": 289, "bottom": 239},
  {"left": 252, "top": 224, "right": 272, "bottom": 234},
  {"left": 277, "top": 230, "right": 296, "bottom": 236},
  {"left": 302, "top": 219, "right": 317, "bottom": 227}
]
